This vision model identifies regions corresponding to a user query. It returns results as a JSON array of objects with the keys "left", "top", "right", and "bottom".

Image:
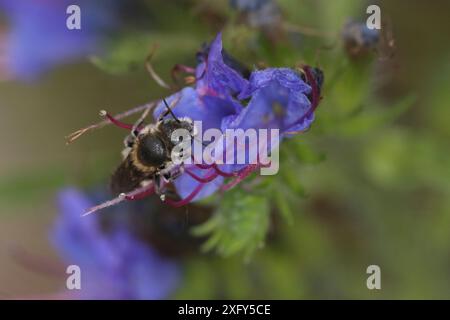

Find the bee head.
[
  {"left": 136, "top": 134, "right": 167, "bottom": 168},
  {"left": 160, "top": 118, "right": 196, "bottom": 144}
]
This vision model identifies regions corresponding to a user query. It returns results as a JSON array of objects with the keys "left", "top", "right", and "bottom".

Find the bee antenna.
[{"left": 163, "top": 99, "right": 181, "bottom": 123}]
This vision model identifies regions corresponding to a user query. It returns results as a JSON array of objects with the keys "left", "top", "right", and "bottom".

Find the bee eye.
[{"left": 137, "top": 135, "right": 167, "bottom": 167}]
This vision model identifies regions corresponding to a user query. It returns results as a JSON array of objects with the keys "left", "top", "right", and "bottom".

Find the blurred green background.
[{"left": 1, "top": 0, "right": 450, "bottom": 299}]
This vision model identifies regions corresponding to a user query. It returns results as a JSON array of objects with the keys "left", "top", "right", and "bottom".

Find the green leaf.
[
  {"left": 331, "top": 59, "right": 373, "bottom": 116},
  {"left": 192, "top": 188, "right": 270, "bottom": 259},
  {"left": 274, "top": 188, "right": 294, "bottom": 225},
  {"left": 287, "top": 140, "right": 326, "bottom": 165},
  {"left": 336, "top": 94, "right": 416, "bottom": 136},
  {"left": 90, "top": 32, "right": 201, "bottom": 75}
]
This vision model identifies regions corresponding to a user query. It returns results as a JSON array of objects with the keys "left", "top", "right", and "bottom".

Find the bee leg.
[
  {"left": 123, "top": 134, "right": 135, "bottom": 148},
  {"left": 131, "top": 104, "right": 153, "bottom": 137},
  {"left": 162, "top": 171, "right": 171, "bottom": 183},
  {"left": 157, "top": 164, "right": 186, "bottom": 202},
  {"left": 153, "top": 175, "right": 161, "bottom": 195},
  {"left": 221, "top": 164, "right": 259, "bottom": 191},
  {"left": 165, "top": 164, "right": 184, "bottom": 181},
  {"left": 153, "top": 174, "right": 167, "bottom": 201},
  {"left": 123, "top": 184, "right": 155, "bottom": 201}
]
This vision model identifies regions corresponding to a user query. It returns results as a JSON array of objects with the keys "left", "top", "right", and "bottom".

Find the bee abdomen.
[{"left": 110, "top": 156, "right": 151, "bottom": 195}]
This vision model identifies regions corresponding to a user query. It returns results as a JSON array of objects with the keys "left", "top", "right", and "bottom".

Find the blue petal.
[
  {"left": 213, "top": 68, "right": 315, "bottom": 171},
  {"left": 195, "top": 33, "right": 248, "bottom": 97},
  {"left": 233, "top": 68, "right": 313, "bottom": 133},
  {"left": 154, "top": 87, "right": 241, "bottom": 131}
]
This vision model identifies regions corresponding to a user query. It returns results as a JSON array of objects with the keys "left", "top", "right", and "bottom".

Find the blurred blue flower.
[
  {"left": 342, "top": 21, "right": 380, "bottom": 57},
  {"left": 230, "top": 0, "right": 271, "bottom": 12},
  {"left": 52, "top": 188, "right": 180, "bottom": 299},
  {"left": 229, "top": 0, "right": 281, "bottom": 29},
  {"left": 151, "top": 34, "right": 320, "bottom": 203},
  {"left": 0, "top": 0, "right": 119, "bottom": 80}
]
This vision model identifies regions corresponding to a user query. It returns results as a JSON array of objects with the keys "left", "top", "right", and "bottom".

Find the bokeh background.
[{"left": 1, "top": 0, "right": 450, "bottom": 299}]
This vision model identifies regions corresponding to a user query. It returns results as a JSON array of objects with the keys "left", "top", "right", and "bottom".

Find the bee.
[{"left": 107, "top": 100, "right": 196, "bottom": 200}]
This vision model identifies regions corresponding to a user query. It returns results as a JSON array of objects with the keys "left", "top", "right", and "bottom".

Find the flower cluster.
[
  {"left": 52, "top": 188, "right": 180, "bottom": 299},
  {"left": 151, "top": 33, "right": 322, "bottom": 204}
]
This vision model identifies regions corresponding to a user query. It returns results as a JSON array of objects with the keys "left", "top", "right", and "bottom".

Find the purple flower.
[
  {"left": 159, "top": 86, "right": 239, "bottom": 132},
  {"left": 195, "top": 32, "right": 249, "bottom": 99},
  {"left": 234, "top": 68, "right": 313, "bottom": 133},
  {"left": 0, "top": 0, "right": 119, "bottom": 80},
  {"left": 215, "top": 67, "right": 314, "bottom": 172},
  {"left": 150, "top": 33, "right": 322, "bottom": 203},
  {"left": 52, "top": 188, "right": 180, "bottom": 299}
]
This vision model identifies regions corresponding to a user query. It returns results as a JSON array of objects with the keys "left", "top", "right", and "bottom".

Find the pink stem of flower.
[
  {"left": 303, "top": 65, "right": 320, "bottom": 112},
  {"left": 185, "top": 169, "right": 219, "bottom": 183},
  {"left": 102, "top": 111, "right": 134, "bottom": 131},
  {"left": 211, "top": 164, "right": 236, "bottom": 177},
  {"left": 194, "top": 163, "right": 213, "bottom": 169},
  {"left": 164, "top": 182, "right": 205, "bottom": 208},
  {"left": 190, "top": 154, "right": 213, "bottom": 170},
  {"left": 194, "top": 163, "right": 236, "bottom": 178},
  {"left": 221, "top": 164, "right": 259, "bottom": 191},
  {"left": 172, "top": 64, "right": 195, "bottom": 75},
  {"left": 171, "top": 64, "right": 196, "bottom": 87}
]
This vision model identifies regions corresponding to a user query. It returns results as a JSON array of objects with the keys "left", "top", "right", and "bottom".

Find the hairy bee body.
[
  {"left": 110, "top": 154, "right": 154, "bottom": 194},
  {"left": 110, "top": 118, "right": 194, "bottom": 195}
]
